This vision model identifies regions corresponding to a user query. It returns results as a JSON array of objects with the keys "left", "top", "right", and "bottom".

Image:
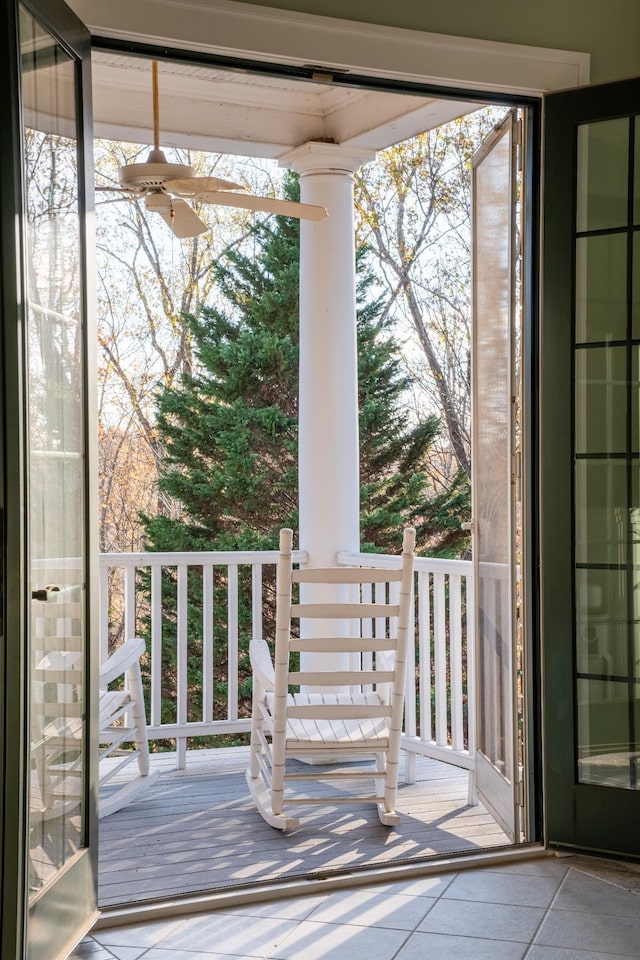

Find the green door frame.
[
  {"left": 0, "top": 0, "right": 30, "bottom": 952},
  {"left": 542, "top": 76, "right": 640, "bottom": 857},
  {"left": 0, "top": 2, "right": 98, "bottom": 957}
]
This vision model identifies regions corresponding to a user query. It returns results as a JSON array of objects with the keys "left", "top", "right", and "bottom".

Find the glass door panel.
[
  {"left": 574, "top": 115, "right": 640, "bottom": 794},
  {"left": 17, "top": 2, "right": 96, "bottom": 957},
  {"left": 575, "top": 233, "right": 629, "bottom": 342},
  {"left": 470, "top": 112, "right": 519, "bottom": 842},
  {"left": 576, "top": 118, "right": 629, "bottom": 232},
  {"left": 23, "top": 9, "right": 87, "bottom": 892}
]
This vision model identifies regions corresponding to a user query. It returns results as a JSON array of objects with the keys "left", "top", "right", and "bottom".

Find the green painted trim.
[
  {"left": 0, "top": 1, "right": 30, "bottom": 955},
  {"left": 521, "top": 103, "right": 543, "bottom": 843},
  {"left": 542, "top": 75, "right": 640, "bottom": 855}
]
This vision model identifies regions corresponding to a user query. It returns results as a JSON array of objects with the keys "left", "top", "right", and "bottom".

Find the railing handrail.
[
  {"left": 47, "top": 549, "right": 470, "bottom": 576},
  {"left": 99, "top": 549, "right": 308, "bottom": 567},
  {"left": 338, "top": 550, "right": 472, "bottom": 576}
]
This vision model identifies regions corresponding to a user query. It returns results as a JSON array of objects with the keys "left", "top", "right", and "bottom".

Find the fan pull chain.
[{"left": 151, "top": 60, "right": 160, "bottom": 152}]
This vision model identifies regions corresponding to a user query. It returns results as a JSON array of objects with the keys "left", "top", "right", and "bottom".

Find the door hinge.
[
  {"left": 512, "top": 449, "right": 522, "bottom": 480},
  {"left": 513, "top": 116, "right": 524, "bottom": 172},
  {"left": 513, "top": 116, "right": 523, "bottom": 145},
  {"left": 516, "top": 778, "right": 525, "bottom": 807}
]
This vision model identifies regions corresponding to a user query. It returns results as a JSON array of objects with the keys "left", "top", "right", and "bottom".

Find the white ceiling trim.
[
  {"left": 68, "top": 0, "right": 590, "bottom": 96},
  {"left": 90, "top": 54, "right": 477, "bottom": 157}
]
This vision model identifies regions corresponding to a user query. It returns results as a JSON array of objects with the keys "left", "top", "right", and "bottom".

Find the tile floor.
[{"left": 70, "top": 858, "right": 640, "bottom": 960}]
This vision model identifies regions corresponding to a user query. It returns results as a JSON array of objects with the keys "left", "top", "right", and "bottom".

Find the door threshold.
[{"left": 93, "top": 843, "right": 549, "bottom": 930}]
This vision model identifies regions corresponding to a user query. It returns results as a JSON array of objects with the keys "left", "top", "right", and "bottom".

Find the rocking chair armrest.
[
  {"left": 249, "top": 636, "right": 275, "bottom": 690},
  {"left": 100, "top": 637, "right": 146, "bottom": 688}
]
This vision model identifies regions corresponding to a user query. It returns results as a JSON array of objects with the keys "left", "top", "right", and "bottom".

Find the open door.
[
  {"left": 469, "top": 111, "right": 521, "bottom": 842},
  {"left": 0, "top": 2, "right": 97, "bottom": 958},
  {"left": 542, "top": 76, "right": 640, "bottom": 857}
]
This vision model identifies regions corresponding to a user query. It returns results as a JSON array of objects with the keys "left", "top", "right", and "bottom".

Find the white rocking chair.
[
  {"left": 98, "top": 635, "right": 156, "bottom": 818},
  {"left": 247, "top": 526, "right": 416, "bottom": 831}
]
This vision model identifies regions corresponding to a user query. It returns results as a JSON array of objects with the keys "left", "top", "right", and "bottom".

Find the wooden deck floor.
[{"left": 98, "top": 747, "right": 509, "bottom": 907}]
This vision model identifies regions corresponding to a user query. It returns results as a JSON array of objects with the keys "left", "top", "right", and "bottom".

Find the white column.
[{"left": 281, "top": 142, "right": 375, "bottom": 680}]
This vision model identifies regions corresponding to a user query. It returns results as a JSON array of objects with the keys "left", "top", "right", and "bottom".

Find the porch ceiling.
[{"left": 92, "top": 52, "right": 480, "bottom": 159}]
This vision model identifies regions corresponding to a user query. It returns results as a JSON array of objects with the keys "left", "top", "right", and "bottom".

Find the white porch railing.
[
  {"left": 338, "top": 550, "right": 474, "bottom": 785},
  {"left": 99, "top": 549, "right": 474, "bottom": 777}
]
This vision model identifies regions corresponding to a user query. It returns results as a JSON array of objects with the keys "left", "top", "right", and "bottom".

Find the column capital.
[{"left": 279, "top": 141, "right": 376, "bottom": 175}]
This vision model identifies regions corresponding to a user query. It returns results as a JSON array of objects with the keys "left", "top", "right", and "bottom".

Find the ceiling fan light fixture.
[
  {"left": 119, "top": 159, "right": 195, "bottom": 191},
  {"left": 145, "top": 192, "right": 172, "bottom": 212}
]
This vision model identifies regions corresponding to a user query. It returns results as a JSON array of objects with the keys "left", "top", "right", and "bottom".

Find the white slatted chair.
[
  {"left": 98, "top": 635, "right": 156, "bottom": 818},
  {"left": 31, "top": 585, "right": 155, "bottom": 819},
  {"left": 247, "top": 526, "right": 416, "bottom": 830}
]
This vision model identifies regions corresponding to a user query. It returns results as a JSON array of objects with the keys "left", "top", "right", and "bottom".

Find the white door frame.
[{"left": 68, "top": 0, "right": 589, "bottom": 97}]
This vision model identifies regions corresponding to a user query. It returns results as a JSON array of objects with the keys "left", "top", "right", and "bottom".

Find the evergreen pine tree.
[{"left": 144, "top": 175, "right": 464, "bottom": 558}]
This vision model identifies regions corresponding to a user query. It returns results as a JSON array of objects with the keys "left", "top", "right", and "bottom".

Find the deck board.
[{"left": 98, "top": 747, "right": 508, "bottom": 906}]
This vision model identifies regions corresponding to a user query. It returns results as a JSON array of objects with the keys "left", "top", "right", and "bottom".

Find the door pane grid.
[{"left": 574, "top": 114, "right": 640, "bottom": 790}]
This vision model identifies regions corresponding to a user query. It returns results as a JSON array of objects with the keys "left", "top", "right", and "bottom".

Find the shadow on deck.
[{"left": 98, "top": 747, "right": 509, "bottom": 907}]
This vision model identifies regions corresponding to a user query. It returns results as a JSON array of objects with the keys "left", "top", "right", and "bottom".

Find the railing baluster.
[
  {"left": 252, "top": 564, "right": 263, "bottom": 642},
  {"left": 228, "top": 564, "right": 239, "bottom": 721},
  {"left": 450, "top": 573, "right": 464, "bottom": 752},
  {"left": 361, "top": 581, "right": 373, "bottom": 687},
  {"left": 433, "top": 572, "right": 447, "bottom": 747},
  {"left": 203, "top": 563, "right": 214, "bottom": 723},
  {"left": 466, "top": 571, "right": 477, "bottom": 803},
  {"left": 417, "top": 570, "right": 431, "bottom": 744},
  {"left": 99, "top": 562, "right": 109, "bottom": 663},
  {"left": 151, "top": 564, "right": 162, "bottom": 728},
  {"left": 374, "top": 579, "right": 385, "bottom": 641},
  {"left": 176, "top": 564, "right": 188, "bottom": 769},
  {"left": 403, "top": 575, "right": 416, "bottom": 784},
  {"left": 124, "top": 566, "right": 136, "bottom": 644},
  {"left": 465, "top": 572, "right": 474, "bottom": 749}
]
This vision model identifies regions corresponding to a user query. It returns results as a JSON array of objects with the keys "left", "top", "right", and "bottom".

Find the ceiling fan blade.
[
  {"left": 198, "top": 191, "right": 328, "bottom": 221},
  {"left": 156, "top": 198, "right": 208, "bottom": 238},
  {"left": 96, "top": 196, "right": 139, "bottom": 206},
  {"left": 96, "top": 185, "right": 145, "bottom": 196},
  {"left": 165, "top": 176, "right": 245, "bottom": 196}
]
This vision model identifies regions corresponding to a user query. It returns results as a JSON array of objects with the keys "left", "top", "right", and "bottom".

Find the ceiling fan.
[{"left": 96, "top": 61, "right": 328, "bottom": 238}]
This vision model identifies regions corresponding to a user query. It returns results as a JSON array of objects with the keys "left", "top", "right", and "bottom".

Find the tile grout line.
[
  {"left": 521, "top": 864, "right": 573, "bottom": 958},
  {"left": 386, "top": 872, "right": 458, "bottom": 960}
]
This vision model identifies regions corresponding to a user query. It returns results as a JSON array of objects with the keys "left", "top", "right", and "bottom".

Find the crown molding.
[{"left": 67, "top": 0, "right": 590, "bottom": 95}]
